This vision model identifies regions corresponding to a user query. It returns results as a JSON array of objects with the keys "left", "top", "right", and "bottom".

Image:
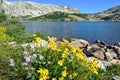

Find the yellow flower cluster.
[
  {"left": 37, "top": 68, "right": 49, "bottom": 80},
  {"left": 37, "top": 38, "right": 98, "bottom": 79},
  {"left": 58, "top": 59, "right": 64, "bottom": 66},
  {"left": 61, "top": 70, "right": 67, "bottom": 77},
  {"left": 48, "top": 37, "right": 58, "bottom": 51},
  {"left": 0, "top": 27, "right": 6, "bottom": 33},
  {"left": 90, "top": 59, "right": 98, "bottom": 74},
  {"left": 69, "top": 72, "right": 78, "bottom": 79},
  {"left": 60, "top": 39, "right": 69, "bottom": 47},
  {"left": 69, "top": 44, "right": 98, "bottom": 74},
  {"left": 0, "top": 27, "right": 13, "bottom": 42},
  {"left": 62, "top": 48, "right": 69, "bottom": 58}
]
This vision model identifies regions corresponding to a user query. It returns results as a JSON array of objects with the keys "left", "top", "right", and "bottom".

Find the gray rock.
[
  {"left": 85, "top": 50, "right": 94, "bottom": 57},
  {"left": 105, "top": 52, "right": 114, "bottom": 61},
  {"left": 87, "top": 45, "right": 92, "bottom": 51},
  {"left": 91, "top": 44, "right": 100, "bottom": 51},
  {"left": 101, "top": 61, "right": 112, "bottom": 68},
  {"left": 107, "top": 49, "right": 118, "bottom": 59},
  {"left": 113, "top": 46, "right": 120, "bottom": 55},
  {"left": 93, "top": 49, "right": 105, "bottom": 59},
  {"left": 112, "top": 76, "right": 120, "bottom": 80},
  {"left": 95, "top": 40, "right": 101, "bottom": 43},
  {"left": 110, "top": 59, "right": 120, "bottom": 65},
  {"left": 70, "top": 39, "right": 89, "bottom": 48}
]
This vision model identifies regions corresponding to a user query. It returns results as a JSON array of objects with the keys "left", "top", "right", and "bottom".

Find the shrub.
[
  {"left": 0, "top": 14, "right": 7, "bottom": 22},
  {"left": 0, "top": 27, "right": 13, "bottom": 42}
]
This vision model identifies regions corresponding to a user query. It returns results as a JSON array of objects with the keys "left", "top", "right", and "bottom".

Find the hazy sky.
[{"left": 8, "top": 0, "right": 120, "bottom": 13}]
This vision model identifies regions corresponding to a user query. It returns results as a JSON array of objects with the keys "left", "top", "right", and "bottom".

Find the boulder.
[
  {"left": 85, "top": 50, "right": 94, "bottom": 57},
  {"left": 93, "top": 49, "right": 105, "bottom": 59},
  {"left": 113, "top": 46, "right": 120, "bottom": 55},
  {"left": 95, "top": 40, "right": 101, "bottom": 43},
  {"left": 112, "top": 76, "right": 120, "bottom": 80},
  {"left": 70, "top": 39, "right": 89, "bottom": 48},
  {"left": 92, "top": 43, "right": 106, "bottom": 50},
  {"left": 91, "top": 44, "right": 100, "bottom": 51},
  {"left": 105, "top": 52, "right": 114, "bottom": 61},
  {"left": 110, "top": 59, "right": 120, "bottom": 65},
  {"left": 101, "top": 61, "right": 112, "bottom": 68},
  {"left": 100, "top": 41, "right": 106, "bottom": 46},
  {"left": 106, "top": 45, "right": 114, "bottom": 49},
  {"left": 107, "top": 49, "right": 118, "bottom": 59},
  {"left": 95, "top": 40, "right": 106, "bottom": 46}
]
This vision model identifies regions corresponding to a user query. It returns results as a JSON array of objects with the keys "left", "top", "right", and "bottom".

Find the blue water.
[{"left": 23, "top": 21, "right": 120, "bottom": 44}]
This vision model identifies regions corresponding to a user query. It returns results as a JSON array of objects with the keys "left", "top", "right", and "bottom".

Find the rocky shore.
[
  {"left": 69, "top": 39, "right": 120, "bottom": 79},
  {"left": 70, "top": 38, "right": 120, "bottom": 64}
]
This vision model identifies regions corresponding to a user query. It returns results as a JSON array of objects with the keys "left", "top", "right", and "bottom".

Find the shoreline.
[{"left": 69, "top": 38, "right": 120, "bottom": 65}]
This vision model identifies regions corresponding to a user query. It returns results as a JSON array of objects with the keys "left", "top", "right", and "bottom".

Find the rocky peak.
[{"left": 1, "top": 1, "right": 79, "bottom": 18}]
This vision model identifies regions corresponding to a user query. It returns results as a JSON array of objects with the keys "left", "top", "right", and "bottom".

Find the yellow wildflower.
[
  {"left": 48, "top": 37, "right": 58, "bottom": 50},
  {"left": 38, "top": 75, "right": 47, "bottom": 80},
  {"left": 69, "top": 74, "right": 73, "bottom": 79},
  {"left": 62, "top": 70, "right": 67, "bottom": 77},
  {"left": 32, "top": 33, "right": 37, "bottom": 37},
  {"left": 63, "top": 39, "right": 69, "bottom": 44},
  {"left": 48, "top": 37, "right": 57, "bottom": 41},
  {"left": 37, "top": 68, "right": 49, "bottom": 80},
  {"left": 72, "top": 72, "right": 77, "bottom": 77},
  {"left": 59, "top": 39, "right": 69, "bottom": 47},
  {"left": 58, "top": 60, "right": 64, "bottom": 66},
  {"left": 0, "top": 27, "right": 6, "bottom": 33},
  {"left": 64, "top": 48, "right": 69, "bottom": 54},
  {"left": 59, "top": 77, "right": 64, "bottom": 80},
  {"left": 44, "top": 69, "right": 49, "bottom": 75},
  {"left": 60, "top": 42, "right": 65, "bottom": 47},
  {"left": 69, "top": 45, "right": 77, "bottom": 53},
  {"left": 36, "top": 37, "right": 42, "bottom": 43},
  {"left": 93, "top": 70, "right": 98, "bottom": 74},
  {"left": 62, "top": 53, "right": 67, "bottom": 58},
  {"left": 37, "top": 68, "right": 43, "bottom": 73},
  {"left": 52, "top": 78, "right": 57, "bottom": 80}
]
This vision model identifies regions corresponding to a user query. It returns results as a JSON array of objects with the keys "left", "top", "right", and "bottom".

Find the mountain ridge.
[
  {"left": 0, "top": 0, "right": 120, "bottom": 21},
  {"left": 0, "top": 0, "right": 79, "bottom": 18},
  {"left": 90, "top": 5, "right": 120, "bottom": 21}
]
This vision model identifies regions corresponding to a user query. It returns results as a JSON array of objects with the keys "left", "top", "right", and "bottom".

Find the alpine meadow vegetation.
[{"left": 0, "top": 21, "right": 120, "bottom": 80}]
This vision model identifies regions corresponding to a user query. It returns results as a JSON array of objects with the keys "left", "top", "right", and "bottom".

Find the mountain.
[
  {"left": 0, "top": 0, "right": 120, "bottom": 21},
  {"left": 90, "top": 5, "right": 120, "bottom": 21},
  {"left": 24, "top": 4, "right": 120, "bottom": 21},
  {"left": 28, "top": 11, "right": 89, "bottom": 21},
  {"left": 0, "top": 0, "right": 79, "bottom": 18}
]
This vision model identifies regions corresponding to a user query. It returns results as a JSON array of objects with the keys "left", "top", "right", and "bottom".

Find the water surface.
[{"left": 23, "top": 21, "right": 120, "bottom": 44}]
